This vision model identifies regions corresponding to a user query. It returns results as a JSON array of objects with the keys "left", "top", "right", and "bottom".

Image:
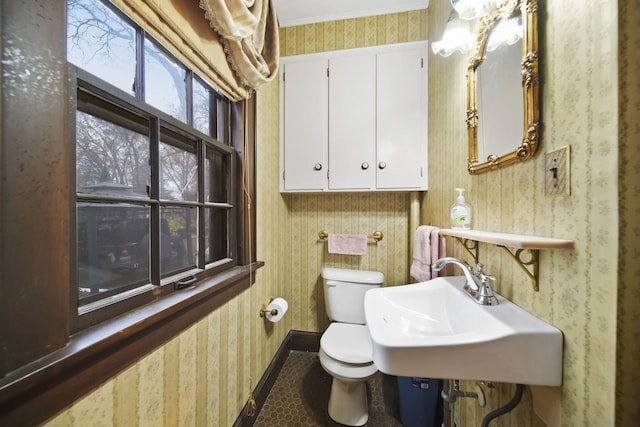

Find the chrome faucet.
[
  {"left": 432, "top": 257, "right": 499, "bottom": 306},
  {"left": 432, "top": 257, "right": 479, "bottom": 290}
]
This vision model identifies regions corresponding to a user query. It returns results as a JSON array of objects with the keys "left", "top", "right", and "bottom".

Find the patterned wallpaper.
[
  {"left": 426, "top": 0, "right": 639, "bottom": 426},
  {"left": 279, "top": 10, "right": 427, "bottom": 53},
  {"left": 277, "top": 10, "right": 430, "bottom": 333},
  {"left": 616, "top": 1, "right": 640, "bottom": 425},
  {"left": 46, "top": 43, "right": 291, "bottom": 427},
  {"left": 43, "top": 10, "right": 428, "bottom": 427},
  {"left": 44, "top": 1, "right": 640, "bottom": 426}
]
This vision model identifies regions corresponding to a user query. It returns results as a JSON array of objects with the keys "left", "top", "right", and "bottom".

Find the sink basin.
[{"left": 364, "top": 276, "right": 563, "bottom": 386}]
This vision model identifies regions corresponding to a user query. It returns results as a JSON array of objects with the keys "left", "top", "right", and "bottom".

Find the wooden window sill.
[{"left": 0, "top": 262, "right": 264, "bottom": 426}]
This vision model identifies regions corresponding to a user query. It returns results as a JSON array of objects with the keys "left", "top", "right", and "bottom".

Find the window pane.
[
  {"left": 193, "top": 78, "right": 210, "bottom": 135},
  {"left": 204, "top": 208, "right": 228, "bottom": 263},
  {"left": 77, "top": 203, "right": 150, "bottom": 303},
  {"left": 160, "top": 139, "right": 197, "bottom": 201},
  {"left": 67, "top": 0, "right": 136, "bottom": 95},
  {"left": 205, "top": 148, "right": 229, "bottom": 203},
  {"left": 160, "top": 206, "right": 197, "bottom": 276},
  {"left": 76, "top": 111, "right": 150, "bottom": 197},
  {"left": 145, "top": 39, "right": 186, "bottom": 121},
  {"left": 215, "top": 97, "right": 230, "bottom": 143}
]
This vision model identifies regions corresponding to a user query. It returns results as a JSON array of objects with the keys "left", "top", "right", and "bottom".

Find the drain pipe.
[
  {"left": 442, "top": 379, "right": 455, "bottom": 427},
  {"left": 480, "top": 383, "right": 524, "bottom": 427},
  {"left": 441, "top": 379, "right": 486, "bottom": 427}
]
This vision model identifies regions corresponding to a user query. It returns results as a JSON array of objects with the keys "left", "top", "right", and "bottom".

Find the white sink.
[{"left": 364, "top": 276, "right": 563, "bottom": 386}]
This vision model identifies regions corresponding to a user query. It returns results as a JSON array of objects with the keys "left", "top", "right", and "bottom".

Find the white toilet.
[{"left": 319, "top": 267, "right": 384, "bottom": 426}]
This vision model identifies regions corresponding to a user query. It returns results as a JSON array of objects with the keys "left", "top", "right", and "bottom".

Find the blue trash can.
[{"left": 397, "top": 377, "right": 441, "bottom": 427}]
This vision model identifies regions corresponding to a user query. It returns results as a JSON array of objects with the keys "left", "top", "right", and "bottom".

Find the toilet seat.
[
  {"left": 320, "top": 323, "right": 374, "bottom": 364},
  {"left": 319, "top": 347, "right": 378, "bottom": 381}
]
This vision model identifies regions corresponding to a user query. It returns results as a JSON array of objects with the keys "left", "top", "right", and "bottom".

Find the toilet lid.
[{"left": 321, "top": 323, "right": 373, "bottom": 364}]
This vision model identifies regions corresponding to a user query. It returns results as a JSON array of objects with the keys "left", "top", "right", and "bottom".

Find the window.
[
  {"left": 67, "top": 0, "right": 136, "bottom": 95},
  {"left": 144, "top": 38, "right": 187, "bottom": 121},
  {"left": 75, "top": 107, "right": 152, "bottom": 305},
  {"left": 67, "top": 0, "right": 248, "bottom": 325},
  {"left": 0, "top": 1, "right": 258, "bottom": 424}
]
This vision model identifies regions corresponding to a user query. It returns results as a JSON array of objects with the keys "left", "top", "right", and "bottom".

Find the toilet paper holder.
[{"left": 259, "top": 298, "right": 278, "bottom": 318}]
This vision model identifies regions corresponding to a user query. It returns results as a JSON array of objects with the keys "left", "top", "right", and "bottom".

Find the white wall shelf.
[{"left": 439, "top": 229, "right": 574, "bottom": 291}]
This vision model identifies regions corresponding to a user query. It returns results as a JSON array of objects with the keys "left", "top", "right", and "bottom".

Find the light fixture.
[
  {"left": 486, "top": 15, "right": 522, "bottom": 51},
  {"left": 431, "top": 9, "right": 475, "bottom": 57},
  {"left": 451, "top": 0, "right": 501, "bottom": 20}
]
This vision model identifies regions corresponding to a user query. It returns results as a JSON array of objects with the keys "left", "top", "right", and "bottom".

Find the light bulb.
[{"left": 451, "top": 0, "right": 501, "bottom": 20}]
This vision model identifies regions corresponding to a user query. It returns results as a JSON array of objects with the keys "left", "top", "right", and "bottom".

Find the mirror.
[{"left": 466, "top": 0, "right": 539, "bottom": 174}]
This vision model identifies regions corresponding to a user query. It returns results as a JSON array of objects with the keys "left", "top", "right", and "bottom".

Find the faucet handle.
[
  {"left": 476, "top": 264, "right": 496, "bottom": 286},
  {"left": 475, "top": 263, "right": 486, "bottom": 274},
  {"left": 476, "top": 264, "right": 499, "bottom": 305},
  {"left": 479, "top": 272, "right": 497, "bottom": 286}
]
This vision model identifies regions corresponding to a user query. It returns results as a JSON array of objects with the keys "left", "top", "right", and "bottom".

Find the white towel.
[
  {"left": 410, "top": 226, "right": 446, "bottom": 282},
  {"left": 430, "top": 228, "right": 447, "bottom": 278}
]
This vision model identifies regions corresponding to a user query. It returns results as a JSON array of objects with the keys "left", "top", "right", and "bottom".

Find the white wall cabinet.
[
  {"left": 279, "top": 41, "right": 428, "bottom": 192},
  {"left": 280, "top": 59, "right": 328, "bottom": 191}
]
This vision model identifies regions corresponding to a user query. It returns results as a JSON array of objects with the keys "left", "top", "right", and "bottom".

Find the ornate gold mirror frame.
[{"left": 466, "top": 0, "right": 539, "bottom": 174}]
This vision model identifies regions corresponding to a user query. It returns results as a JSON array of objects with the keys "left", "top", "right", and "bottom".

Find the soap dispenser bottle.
[{"left": 450, "top": 188, "right": 471, "bottom": 229}]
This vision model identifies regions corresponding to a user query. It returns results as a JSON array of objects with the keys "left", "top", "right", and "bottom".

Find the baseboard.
[{"left": 232, "top": 330, "right": 321, "bottom": 427}]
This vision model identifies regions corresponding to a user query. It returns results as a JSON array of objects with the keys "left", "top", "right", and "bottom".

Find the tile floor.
[{"left": 253, "top": 350, "right": 406, "bottom": 426}]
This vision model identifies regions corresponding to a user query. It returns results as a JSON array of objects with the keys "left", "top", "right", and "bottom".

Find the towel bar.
[{"left": 318, "top": 229, "right": 383, "bottom": 242}]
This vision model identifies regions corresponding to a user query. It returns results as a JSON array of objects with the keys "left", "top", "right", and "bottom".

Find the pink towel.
[
  {"left": 328, "top": 234, "right": 368, "bottom": 255},
  {"left": 410, "top": 226, "right": 447, "bottom": 282}
]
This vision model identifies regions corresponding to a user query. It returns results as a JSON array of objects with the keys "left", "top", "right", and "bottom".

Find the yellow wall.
[
  {"left": 46, "top": 36, "right": 289, "bottom": 427},
  {"left": 616, "top": 1, "right": 640, "bottom": 425},
  {"left": 426, "top": 0, "right": 639, "bottom": 426},
  {"left": 277, "top": 10, "right": 429, "bottom": 333},
  {"left": 44, "top": 10, "right": 428, "bottom": 427},
  {"left": 45, "top": 1, "right": 640, "bottom": 426}
]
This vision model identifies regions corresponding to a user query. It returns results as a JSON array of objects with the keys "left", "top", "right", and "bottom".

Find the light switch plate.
[{"left": 545, "top": 145, "right": 570, "bottom": 197}]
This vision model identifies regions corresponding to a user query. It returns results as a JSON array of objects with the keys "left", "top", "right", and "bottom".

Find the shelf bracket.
[
  {"left": 451, "top": 238, "right": 540, "bottom": 291},
  {"left": 499, "top": 247, "right": 540, "bottom": 291},
  {"left": 441, "top": 228, "right": 572, "bottom": 293},
  {"left": 455, "top": 237, "right": 480, "bottom": 265}
]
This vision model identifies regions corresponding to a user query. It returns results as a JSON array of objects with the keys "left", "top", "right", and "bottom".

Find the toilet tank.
[{"left": 322, "top": 267, "right": 384, "bottom": 324}]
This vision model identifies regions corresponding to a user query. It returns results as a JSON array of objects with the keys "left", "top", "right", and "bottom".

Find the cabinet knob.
[
  {"left": 314, "top": 163, "right": 322, "bottom": 171},
  {"left": 378, "top": 162, "right": 386, "bottom": 170},
  {"left": 361, "top": 162, "right": 369, "bottom": 170}
]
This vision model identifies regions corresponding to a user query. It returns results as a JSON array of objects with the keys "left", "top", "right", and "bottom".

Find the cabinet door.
[
  {"left": 281, "top": 60, "right": 328, "bottom": 191},
  {"left": 328, "top": 54, "right": 376, "bottom": 190},
  {"left": 376, "top": 48, "right": 428, "bottom": 190}
]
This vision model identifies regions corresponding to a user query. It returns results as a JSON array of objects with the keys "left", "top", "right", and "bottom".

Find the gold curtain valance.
[
  {"left": 198, "top": 0, "right": 280, "bottom": 91},
  {"left": 112, "top": 0, "right": 279, "bottom": 101}
]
